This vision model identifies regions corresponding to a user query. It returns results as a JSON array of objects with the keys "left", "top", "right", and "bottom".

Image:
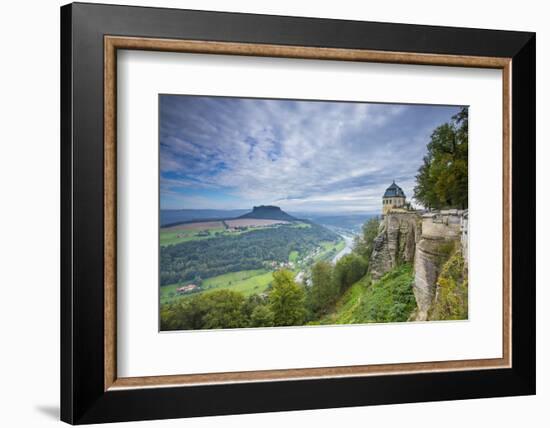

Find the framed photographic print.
[{"left": 60, "top": 2, "right": 535, "bottom": 424}]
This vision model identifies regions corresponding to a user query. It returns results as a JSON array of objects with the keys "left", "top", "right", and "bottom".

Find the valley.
[{"left": 159, "top": 206, "right": 350, "bottom": 306}]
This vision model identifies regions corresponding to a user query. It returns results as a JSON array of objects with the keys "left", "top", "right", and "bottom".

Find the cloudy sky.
[{"left": 160, "top": 95, "right": 462, "bottom": 214}]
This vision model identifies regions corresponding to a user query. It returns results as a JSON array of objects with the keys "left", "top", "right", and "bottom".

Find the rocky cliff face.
[
  {"left": 413, "top": 211, "right": 467, "bottom": 320},
  {"left": 369, "top": 210, "right": 468, "bottom": 321},
  {"left": 413, "top": 235, "right": 456, "bottom": 320},
  {"left": 369, "top": 213, "right": 420, "bottom": 280}
]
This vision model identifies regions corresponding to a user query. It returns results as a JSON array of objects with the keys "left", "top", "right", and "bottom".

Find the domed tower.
[{"left": 382, "top": 181, "right": 406, "bottom": 214}]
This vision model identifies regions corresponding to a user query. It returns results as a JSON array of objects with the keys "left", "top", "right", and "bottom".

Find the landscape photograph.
[{"left": 159, "top": 95, "right": 469, "bottom": 331}]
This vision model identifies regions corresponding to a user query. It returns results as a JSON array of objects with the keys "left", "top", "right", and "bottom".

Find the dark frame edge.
[
  {"left": 60, "top": 2, "right": 536, "bottom": 424},
  {"left": 510, "top": 33, "right": 536, "bottom": 394},
  {"left": 61, "top": 3, "right": 74, "bottom": 425}
]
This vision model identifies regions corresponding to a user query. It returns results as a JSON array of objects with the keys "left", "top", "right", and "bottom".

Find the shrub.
[
  {"left": 356, "top": 264, "right": 416, "bottom": 323},
  {"left": 429, "top": 250, "right": 468, "bottom": 320},
  {"left": 333, "top": 253, "right": 368, "bottom": 293}
]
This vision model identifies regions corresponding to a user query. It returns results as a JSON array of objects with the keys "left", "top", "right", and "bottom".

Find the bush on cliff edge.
[{"left": 428, "top": 250, "right": 468, "bottom": 320}]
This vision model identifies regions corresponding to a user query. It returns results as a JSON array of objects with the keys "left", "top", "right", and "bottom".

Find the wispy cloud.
[{"left": 160, "top": 95, "right": 462, "bottom": 212}]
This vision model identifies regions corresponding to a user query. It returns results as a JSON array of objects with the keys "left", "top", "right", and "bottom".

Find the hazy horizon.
[
  {"left": 160, "top": 206, "right": 380, "bottom": 215},
  {"left": 160, "top": 95, "right": 462, "bottom": 213}
]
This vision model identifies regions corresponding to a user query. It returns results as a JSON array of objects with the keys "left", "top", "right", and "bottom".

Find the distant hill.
[
  {"left": 238, "top": 205, "right": 297, "bottom": 222},
  {"left": 160, "top": 209, "right": 249, "bottom": 227}
]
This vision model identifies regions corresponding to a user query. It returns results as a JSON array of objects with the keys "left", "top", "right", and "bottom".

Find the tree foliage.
[
  {"left": 160, "top": 222, "right": 338, "bottom": 286},
  {"left": 160, "top": 290, "right": 268, "bottom": 331},
  {"left": 269, "top": 269, "right": 307, "bottom": 326},
  {"left": 161, "top": 269, "right": 309, "bottom": 330},
  {"left": 308, "top": 261, "right": 338, "bottom": 316},
  {"left": 353, "top": 217, "right": 380, "bottom": 262},
  {"left": 160, "top": 289, "right": 247, "bottom": 331},
  {"left": 250, "top": 305, "right": 275, "bottom": 327},
  {"left": 428, "top": 250, "right": 468, "bottom": 320},
  {"left": 307, "top": 253, "right": 368, "bottom": 318},
  {"left": 201, "top": 290, "right": 247, "bottom": 329},
  {"left": 333, "top": 253, "right": 368, "bottom": 293},
  {"left": 414, "top": 107, "right": 468, "bottom": 209}
]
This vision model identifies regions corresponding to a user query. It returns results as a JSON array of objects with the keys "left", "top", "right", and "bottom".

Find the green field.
[
  {"left": 160, "top": 269, "right": 274, "bottom": 304},
  {"left": 160, "top": 282, "right": 195, "bottom": 305},
  {"left": 313, "top": 239, "right": 346, "bottom": 262},
  {"left": 160, "top": 227, "right": 224, "bottom": 246},
  {"left": 335, "top": 240, "right": 346, "bottom": 252},
  {"left": 202, "top": 269, "right": 274, "bottom": 296},
  {"left": 323, "top": 240, "right": 346, "bottom": 252},
  {"left": 290, "top": 222, "right": 311, "bottom": 229},
  {"left": 160, "top": 221, "right": 311, "bottom": 247},
  {"left": 288, "top": 250, "right": 299, "bottom": 263}
]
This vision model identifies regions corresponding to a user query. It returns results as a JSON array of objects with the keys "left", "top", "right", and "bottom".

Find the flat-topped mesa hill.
[{"left": 238, "top": 205, "right": 297, "bottom": 222}]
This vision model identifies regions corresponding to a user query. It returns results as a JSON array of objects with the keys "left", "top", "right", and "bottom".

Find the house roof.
[{"left": 383, "top": 181, "right": 406, "bottom": 198}]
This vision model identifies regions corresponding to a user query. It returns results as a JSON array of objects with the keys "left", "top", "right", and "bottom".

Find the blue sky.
[{"left": 160, "top": 95, "right": 463, "bottom": 213}]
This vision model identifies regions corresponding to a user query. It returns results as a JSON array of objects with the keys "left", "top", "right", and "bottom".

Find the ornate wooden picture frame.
[{"left": 61, "top": 2, "right": 535, "bottom": 424}]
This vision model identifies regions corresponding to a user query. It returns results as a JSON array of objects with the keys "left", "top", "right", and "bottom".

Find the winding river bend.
[{"left": 332, "top": 234, "right": 355, "bottom": 263}]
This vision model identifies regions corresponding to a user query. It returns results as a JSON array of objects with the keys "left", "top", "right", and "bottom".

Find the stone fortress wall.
[{"left": 369, "top": 209, "right": 469, "bottom": 321}]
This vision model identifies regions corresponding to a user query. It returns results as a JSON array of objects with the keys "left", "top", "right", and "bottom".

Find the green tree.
[
  {"left": 333, "top": 253, "right": 368, "bottom": 293},
  {"left": 167, "top": 296, "right": 209, "bottom": 330},
  {"left": 353, "top": 217, "right": 380, "bottom": 262},
  {"left": 250, "top": 305, "right": 275, "bottom": 327},
  {"left": 160, "top": 305, "right": 178, "bottom": 330},
  {"left": 414, "top": 107, "right": 468, "bottom": 209},
  {"left": 240, "top": 294, "right": 264, "bottom": 323},
  {"left": 201, "top": 290, "right": 247, "bottom": 329},
  {"left": 161, "top": 289, "right": 248, "bottom": 331},
  {"left": 308, "top": 261, "right": 337, "bottom": 316},
  {"left": 269, "top": 269, "right": 306, "bottom": 326}
]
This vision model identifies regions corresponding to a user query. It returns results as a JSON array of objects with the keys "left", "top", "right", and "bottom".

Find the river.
[{"left": 332, "top": 234, "right": 355, "bottom": 263}]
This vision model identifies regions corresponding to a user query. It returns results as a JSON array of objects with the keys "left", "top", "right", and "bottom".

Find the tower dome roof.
[{"left": 383, "top": 181, "right": 406, "bottom": 198}]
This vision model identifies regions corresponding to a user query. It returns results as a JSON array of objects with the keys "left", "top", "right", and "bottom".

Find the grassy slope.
[{"left": 318, "top": 264, "right": 416, "bottom": 325}]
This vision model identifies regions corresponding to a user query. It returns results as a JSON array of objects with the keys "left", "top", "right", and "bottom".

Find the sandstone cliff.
[
  {"left": 369, "top": 209, "right": 468, "bottom": 321},
  {"left": 369, "top": 213, "right": 420, "bottom": 280}
]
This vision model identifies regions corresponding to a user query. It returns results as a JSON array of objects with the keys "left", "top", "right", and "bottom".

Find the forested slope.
[{"left": 160, "top": 221, "right": 338, "bottom": 285}]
